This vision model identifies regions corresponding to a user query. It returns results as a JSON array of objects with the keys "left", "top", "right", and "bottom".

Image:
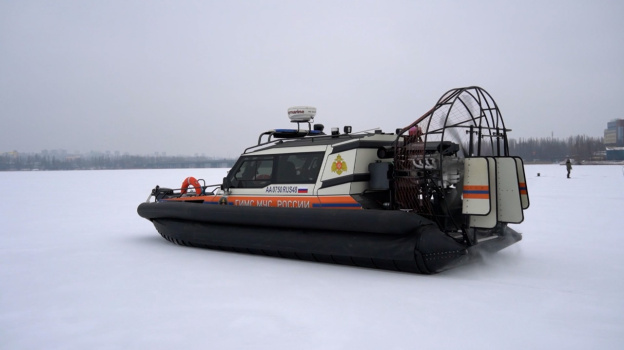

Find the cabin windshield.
[{"left": 228, "top": 152, "right": 324, "bottom": 188}]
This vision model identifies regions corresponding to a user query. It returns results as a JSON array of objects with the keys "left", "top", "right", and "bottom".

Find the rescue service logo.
[{"left": 331, "top": 155, "right": 347, "bottom": 175}]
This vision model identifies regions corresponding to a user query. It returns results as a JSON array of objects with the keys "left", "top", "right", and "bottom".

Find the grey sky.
[{"left": 1, "top": 0, "right": 622, "bottom": 157}]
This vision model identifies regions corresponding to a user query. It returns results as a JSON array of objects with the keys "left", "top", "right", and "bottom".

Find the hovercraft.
[{"left": 137, "top": 86, "right": 529, "bottom": 274}]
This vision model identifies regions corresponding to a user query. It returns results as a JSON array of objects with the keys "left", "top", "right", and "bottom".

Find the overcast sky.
[{"left": 1, "top": 0, "right": 622, "bottom": 157}]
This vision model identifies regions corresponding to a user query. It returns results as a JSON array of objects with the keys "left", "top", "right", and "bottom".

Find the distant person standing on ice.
[{"left": 566, "top": 159, "right": 572, "bottom": 178}]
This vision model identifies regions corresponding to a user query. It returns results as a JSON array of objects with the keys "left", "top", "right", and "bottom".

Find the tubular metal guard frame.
[{"left": 392, "top": 86, "right": 510, "bottom": 226}]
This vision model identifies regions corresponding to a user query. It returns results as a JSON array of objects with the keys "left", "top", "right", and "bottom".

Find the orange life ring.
[{"left": 181, "top": 176, "right": 202, "bottom": 195}]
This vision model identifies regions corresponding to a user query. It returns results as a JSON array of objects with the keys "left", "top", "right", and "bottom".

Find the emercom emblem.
[{"left": 331, "top": 155, "right": 348, "bottom": 175}]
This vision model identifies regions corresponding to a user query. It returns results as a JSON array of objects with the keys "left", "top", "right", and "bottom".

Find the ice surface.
[{"left": 1, "top": 165, "right": 623, "bottom": 349}]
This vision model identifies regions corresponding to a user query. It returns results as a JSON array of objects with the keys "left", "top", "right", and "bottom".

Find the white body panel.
[
  {"left": 496, "top": 157, "right": 524, "bottom": 224},
  {"left": 468, "top": 157, "right": 498, "bottom": 229},
  {"left": 319, "top": 150, "right": 356, "bottom": 183},
  {"left": 462, "top": 157, "right": 492, "bottom": 216},
  {"left": 463, "top": 156, "right": 528, "bottom": 228}
]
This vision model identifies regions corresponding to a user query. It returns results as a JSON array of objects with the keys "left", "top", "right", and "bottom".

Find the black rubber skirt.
[{"left": 137, "top": 202, "right": 471, "bottom": 274}]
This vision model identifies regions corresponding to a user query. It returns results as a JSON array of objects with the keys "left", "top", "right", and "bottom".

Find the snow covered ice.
[{"left": 1, "top": 165, "right": 623, "bottom": 349}]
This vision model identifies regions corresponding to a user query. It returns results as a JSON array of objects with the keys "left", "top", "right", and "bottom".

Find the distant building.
[{"left": 604, "top": 119, "right": 624, "bottom": 160}]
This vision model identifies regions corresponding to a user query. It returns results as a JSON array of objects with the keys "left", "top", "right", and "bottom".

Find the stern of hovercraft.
[{"left": 389, "top": 86, "right": 529, "bottom": 254}]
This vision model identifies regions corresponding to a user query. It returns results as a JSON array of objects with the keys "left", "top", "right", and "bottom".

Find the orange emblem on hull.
[{"left": 331, "top": 155, "right": 348, "bottom": 175}]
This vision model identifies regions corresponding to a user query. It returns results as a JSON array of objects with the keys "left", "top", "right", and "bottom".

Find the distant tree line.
[
  {"left": 0, "top": 153, "right": 236, "bottom": 171},
  {"left": 0, "top": 135, "right": 606, "bottom": 171},
  {"left": 508, "top": 135, "right": 605, "bottom": 162}
]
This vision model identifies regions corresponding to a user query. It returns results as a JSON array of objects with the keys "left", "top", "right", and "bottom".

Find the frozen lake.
[{"left": 1, "top": 164, "right": 623, "bottom": 349}]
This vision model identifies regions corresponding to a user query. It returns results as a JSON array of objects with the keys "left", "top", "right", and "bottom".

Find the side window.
[
  {"left": 230, "top": 156, "right": 273, "bottom": 188},
  {"left": 303, "top": 153, "right": 323, "bottom": 182},
  {"left": 275, "top": 155, "right": 298, "bottom": 183},
  {"left": 275, "top": 152, "right": 324, "bottom": 184},
  {"left": 228, "top": 152, "right": 324, "bottom": 187}
]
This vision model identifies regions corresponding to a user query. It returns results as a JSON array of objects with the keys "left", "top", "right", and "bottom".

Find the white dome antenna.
[{"left": 288, "top": 106, "right": 316, "bottom": 123}]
